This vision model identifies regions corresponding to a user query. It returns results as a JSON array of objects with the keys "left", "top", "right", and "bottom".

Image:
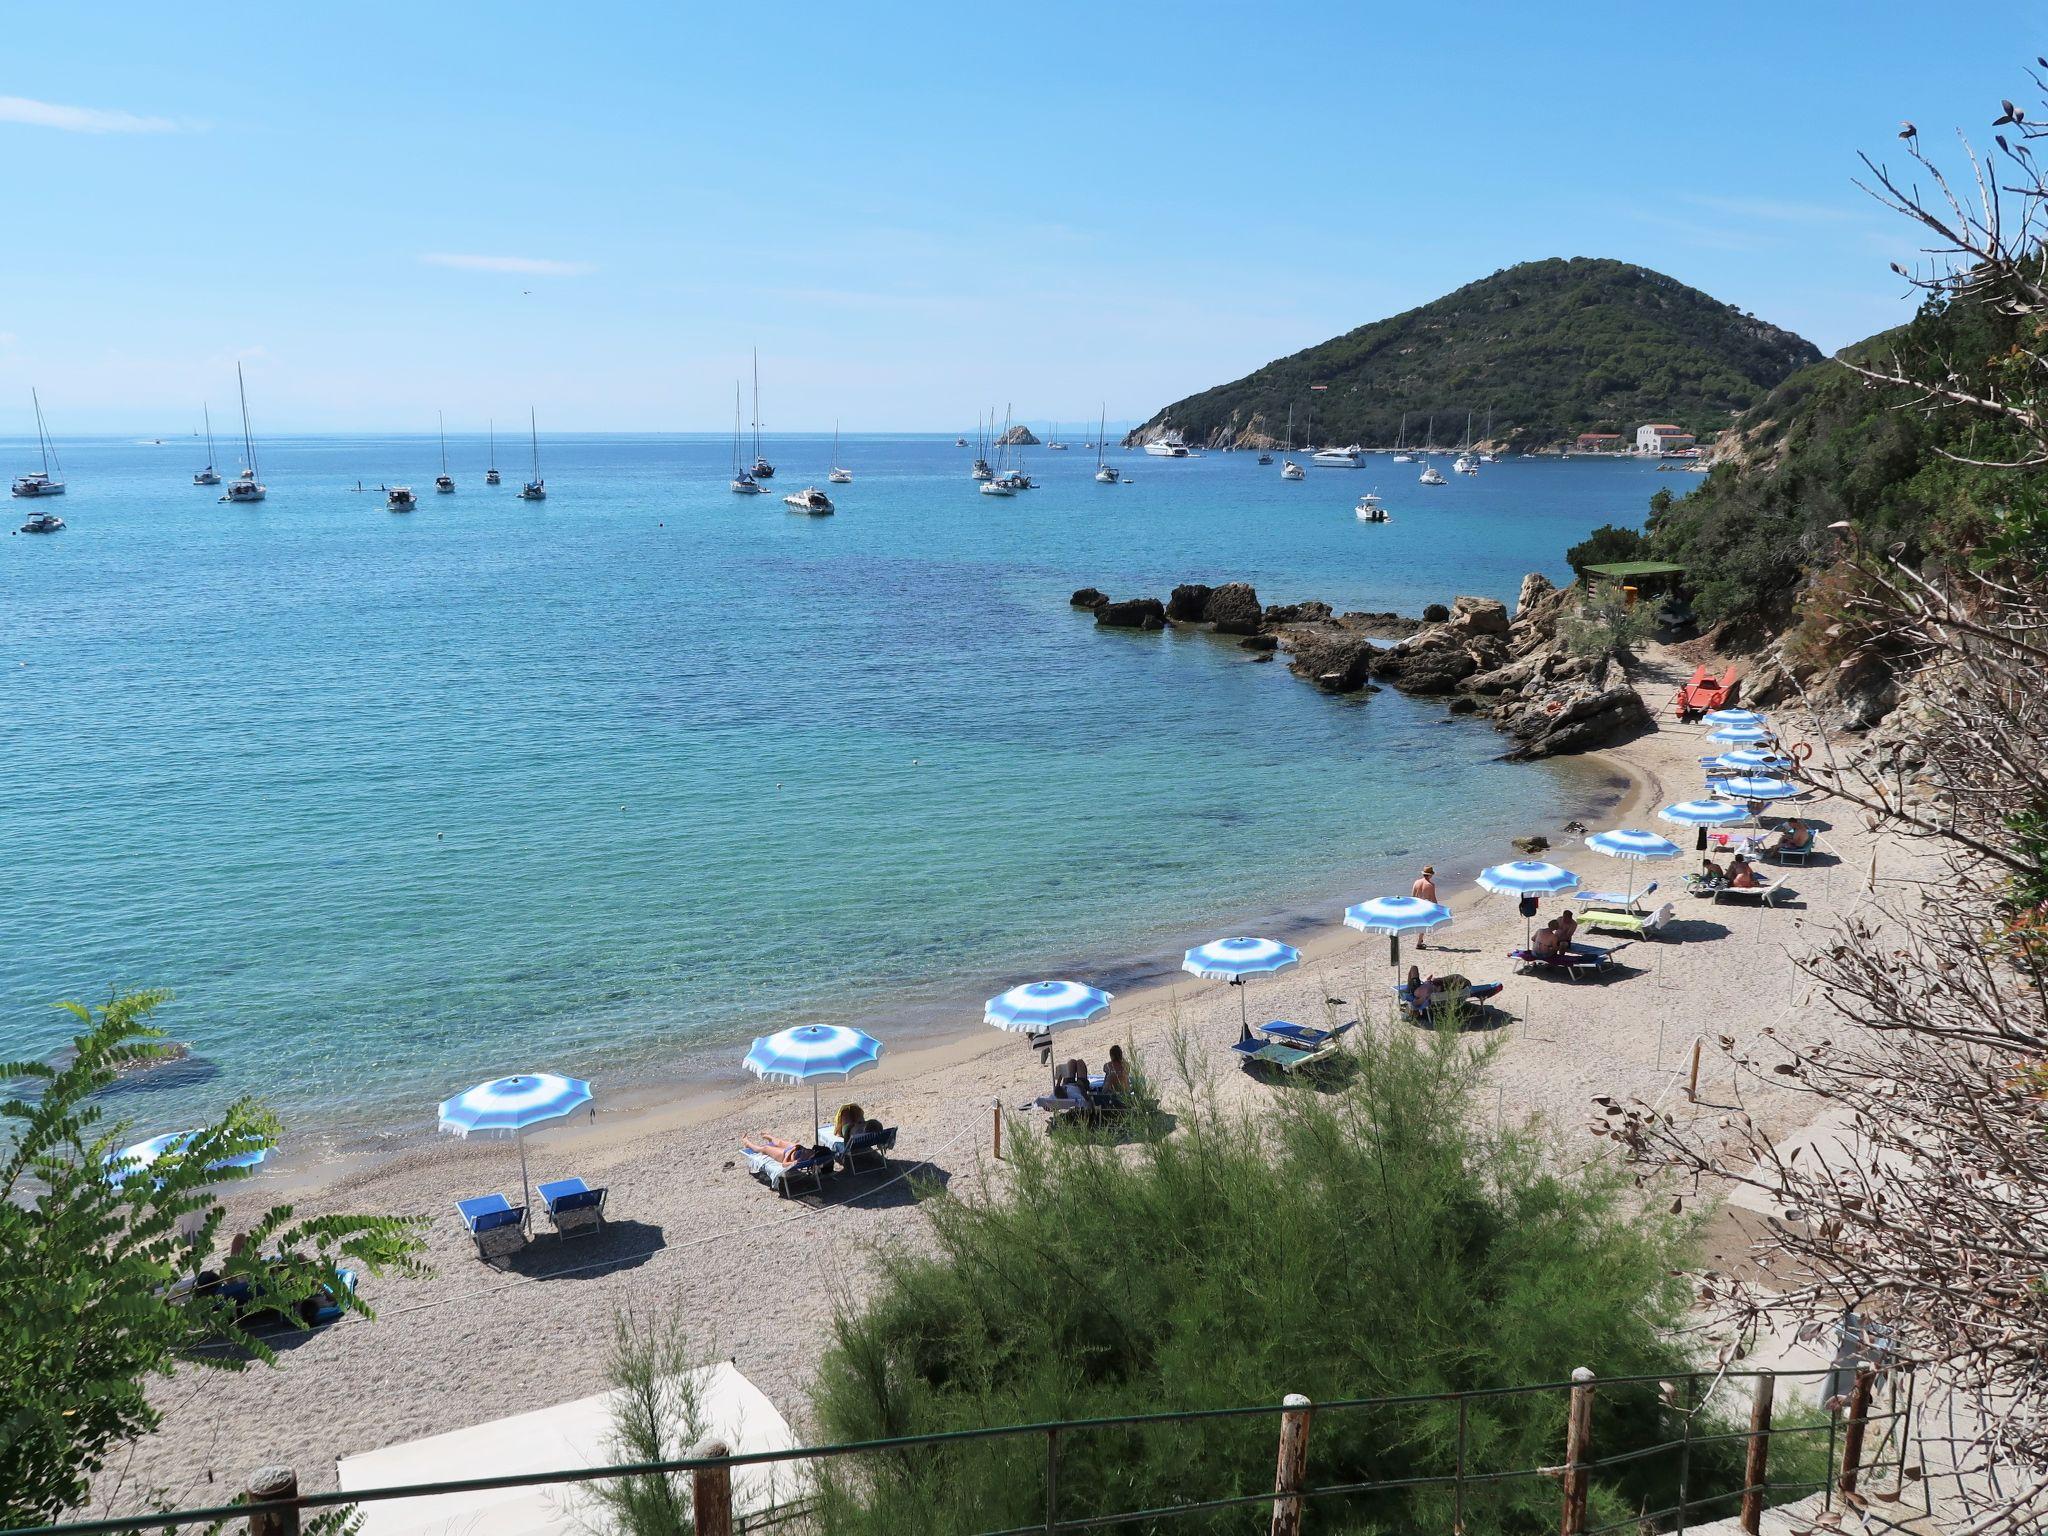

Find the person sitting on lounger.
[
  {"left": 1699, "top": 857, "right": 1728, "bottom": 887},
  {"left": 1531, "top": 921, "right": 1562, "bottom": 957},
  {"left": 1769, "top": 819, "right": 1812, "bottom": 854},
  {"left": 744, "top": 1133, "right": 810, "bottom": 1166},
  {"left": 1729, "top": 854, "right": 1759, "bottom": 889},
  {"left": 1555, "top": 909, "right": 1578, "bottom": 947},
  {"left": 1101, "top": 1045, "right": 1130, "bottom": 1097},
  {"left": 832, "top": 1103, "right": 865, "bottom": 1142}
]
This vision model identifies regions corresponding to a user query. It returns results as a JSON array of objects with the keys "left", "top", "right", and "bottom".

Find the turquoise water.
[{"left": 2, "top": 435, "right": 1672, "bottom": 1141}]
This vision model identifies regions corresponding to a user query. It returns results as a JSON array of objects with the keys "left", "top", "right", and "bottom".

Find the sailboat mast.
[
  {"left": 529, "top": 408, "right": 540, "bottom": 479},
  {"left": 489, "top": 419, "right": 496, "bottom": 469},
  {"left": 439, "top": 413, "right": 448, "bottom": 474},
  {"left": 204, "top": 403, "right": 215, "bottom": 464},
  {"left": 751, "top": 349, "right": 761, "bottom": 462},
  {"left": 33, "top": 389, "right": 51, "bottom": 473},
  {"left": 1397, "top": 410, "right": 1406, "bottom": 451},
  {"left": 1097, "top": 404, "right": 1105, "bottom": 468},
  {"left": 237, "top": 363, "right": 258, "bottom": 477}
]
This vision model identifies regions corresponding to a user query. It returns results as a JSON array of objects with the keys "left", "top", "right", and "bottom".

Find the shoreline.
[{"left": 256, "top": 740, "right": 1637, "bottom": 1198}]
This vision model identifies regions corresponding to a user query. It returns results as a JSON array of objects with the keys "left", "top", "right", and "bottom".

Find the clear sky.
[{"left": 2, "top": 2, "right": 2037, "bottom": 433}]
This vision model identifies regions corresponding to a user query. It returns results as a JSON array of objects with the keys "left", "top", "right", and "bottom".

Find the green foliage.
[
  {"left": 582, "top": 1304, "right": 716, "bottom": 1536},
  {"left": 0, "top": 991, "right": 427, "bottom": 1526},
  {"left": 1564, "top": 522, "right": 1650, "bottom": 577},
  {"left": 1142, "top": 257, "right": 1819, "bottom": 449},
  {"left": 1560, "top": 586, "right": 1656, "bottom": 661},
  {"left": 809, "top": 1023, "right": 1773, "bottom": 1536},
  {"left": 1646, "top": 284, "right": 2048, "bottom": 622}
]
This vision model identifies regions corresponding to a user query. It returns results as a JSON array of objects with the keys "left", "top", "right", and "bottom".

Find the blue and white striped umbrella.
[
  {"left": 1184, "top": 936, "right": 1301, "bottom": 1029},
  {"left": 1182, "top": 936, "right": 1302, "bottom": 981},
  {"left": 985, "top": 980, "right": 1113, "bottom": 1035},
  {"left": 1475, "top": 861, "right": 1580, "bottom": 896},
  {"left": 439, "top": 1071, "right": 595, "bottom": 1213},
  {"left": 107, "top": 1130, "right": 269, "bottom": 1190},
  {"left": 1710, "top": 749, "right": 1793, "bottom": 773},
  {"left": 1585, "top": 829, "right": 1682, "bottom": 862},
  {"left": 1585, "top": 828, "right": 1681, "bottom": 904},
  {"left": 1710, "top": 775, "right": 1800, "bottom": 801},
  {"left": 744, "top": 1025, "right": 883, "bottom": 1139},
  {"left": 1658, "top": 798, "right": 1750, "bottom": 826},
  {"left": 1342, "top": 895, "right": 1454, "bottom": 933},
  {"left": 1707, "top": 723, "right": 1774, "bottom": 745},
  {"left": 1703, "top": 709, "right": 1767, "bottom": 728}
]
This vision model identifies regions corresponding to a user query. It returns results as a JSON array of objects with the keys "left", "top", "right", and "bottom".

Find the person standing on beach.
[{"left": 1412, "top": 865, "right": 1438, "bottom": 948}]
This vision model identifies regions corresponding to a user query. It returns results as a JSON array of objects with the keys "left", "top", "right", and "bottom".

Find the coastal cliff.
[
  {"left": 1073, "top": 572, "right": 1652, "bottom": 759},
  {"left": 1127, "top": 258, "right": 1819, "bottom": 453}
]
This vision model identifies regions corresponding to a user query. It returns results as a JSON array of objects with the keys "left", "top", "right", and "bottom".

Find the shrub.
[
  {"left": 1564, "top": 522, "right": 1649, "bottom": 578},
  {"left": 810, "top": 1023, "right": 1785, "bottom": 1536},
  {"left": 1559, "top": 584, "right": 1657, "bottom": 661}
]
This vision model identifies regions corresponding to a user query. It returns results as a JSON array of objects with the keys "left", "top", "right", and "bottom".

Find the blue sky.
[{"left": 1, "top": 2, "right": 2036, "bottom": 432}]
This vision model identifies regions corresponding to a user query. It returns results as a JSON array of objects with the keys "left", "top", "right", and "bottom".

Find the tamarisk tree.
[{"left": 1601, "top": 65, "right": 2048, "bottom": 1532}]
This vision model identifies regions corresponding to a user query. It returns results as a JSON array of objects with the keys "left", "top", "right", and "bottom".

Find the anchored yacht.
[
  {"left": 387, "top": 485, "right": 417, "bottom": 512},
  {"left": 1311, "top": 444, "right": 1364, "bottom": 468},
  {"left": 18, "top": 509, "right": 64, "bottom": 532},
  {"left": 194, "top": 403, "right": 222, "bottom": 484},
  {"left": 782, "top": 485, "right": 835, "bottom": 515},
  {"left": 13, "top": 389, "right": 66, "bottom": 498},
  {"left": 1144, "top": 436, "right": 1191, "bottom": 458},
  {"left": 1355, "top": 492, "right": 1389, "bottom": 522},
  {"left": 518, "top": 408, "right": 547, "bottom": 500},
  {"left": 434, "top": 413, "right": 456, "bottom": 493},
  {"left": 1280, "top": 459, "right": 1305, "bottom": 481},
  {"left": 1419, "top": 463, "right": 1447, "bottom": 486},
  {"left": 221, "top": 364, "right": 265, "bottom": 502}
]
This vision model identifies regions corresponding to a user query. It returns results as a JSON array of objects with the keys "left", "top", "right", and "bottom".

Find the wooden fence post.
[
  {"left": 691, "top": 1436, "right": 733, "bottom": 1536},
  {"left": 1560, "top": 1368, "right": 1595, "bottom": 1536},
  {"left": 245, "top": 1466, "right": 299, "bottom": 1536},
  {"left": 1837, "top": 1366, "right": 1877, "bottom": 1497},
  {"left": 1687, "top": 1039, "right": 1702, "bottom": 1103},
  {"left": 1271, "top": 1393, "right": 1314, "bottom": 1536},
  {"left": 1739, "top": 1373, "right": 1775, "bottom": 1535},
  {"left": 993, "top": 1099, "right": 1004, "bottom": 1161}
]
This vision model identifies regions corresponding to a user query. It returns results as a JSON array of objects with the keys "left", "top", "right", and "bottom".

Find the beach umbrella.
[
  {"left": 985, "top": 980, "right": 1113, "bottom": 1035},
  {"left": 1584, "top": 828, "right": 1682, "bottom": 904},
  {"left": 1344, "top": 895, "right": 1454, "bottom": 967},
  {"left": 1183, "top": 936, "right": 1301, "bottom": 1029},
  {"left": 1710, "top": 774, "right": 1799, "bottom": 802},
  {"left": 1706, "top": 723, "right": 1774, "bottom": 745},
  {"left": 439, "top": 1072, "right": 594, "bottom": 1214},
  {"left": 743, "top": 1024, "right": 884, "bottom": 1141},
  {"left": 1475, "top": 861, "right": 1580, "bottom": 896},
  {"left": 107, "top": 1130, "right": 269, "bottom": 1190},
  {"left": 1710, "top": 749, "right": 1793, "bottom": 773},
  {"left": 1657, "top": 798, "right": 1749, "bottom": 827},
  {"left": 1703, "top": 709, "right": 1767, "bottom": 728}
]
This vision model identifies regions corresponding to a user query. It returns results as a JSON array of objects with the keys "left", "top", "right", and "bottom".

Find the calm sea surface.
[{"left": 1, "top": 433, "right": 1679, "bottom": 1144}]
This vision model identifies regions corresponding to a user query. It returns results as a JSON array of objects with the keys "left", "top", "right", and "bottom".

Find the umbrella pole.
[
  {"left": 813, "top": 1083, "right": 822, "bottom": 1143},
  {"left": 1237, "top": 980, "right": 1248, "bottom": 1033},
  {"left": 517, "top": 1131, "right": 530, "bottom": 1219}
]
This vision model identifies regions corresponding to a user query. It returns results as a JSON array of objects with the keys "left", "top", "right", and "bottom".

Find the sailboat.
[
  {"left": 1453, "top": 411, "right": 1479, "bottom": 475},
  {"left": 980, "top": 407, "right": 1018, "bottom": 496},
  {"left": 12, "top": 389, "right": 65, "bottom": 499},
  {"left": 1279, "top": 405, "right": 1305, "bottom": 479},
  {"left": 518, "top": 407, "right": 547, "bottom": 500},
  {"left": 1047, "top": 421, "right": 1068, "bottom": 450},
  {"left": 971, "top": 409, "right": 994, "bottom": 480},
  {"left": 435, "top": 413, "right": 456, "bottom": 494},
  {"left": 1392, "top": 411, "right": 1414, "bottom": 464},
  {"left": 730, "top": 384, "right": 765, "bottom": 494},
  {"left": 1094, "top": 406, "right": 1121, "bottom": 484},
  {"left": 749, "top": 350, "right": 775, "bottom": 479},
  {"left": 1419, "top": 463, "right": 1447, "bottom": 486},
  {"left": 486, "top": 419, "right": 501, "bottom": 485},
  {"left": 223, "top": 363, "right": 266, "bottom": 502},
  {"left": 194, "top": 404, "right": 222, "bottom": 485},
  {"left": 828, "top": 422, "right": 852, "bottom": 484}
]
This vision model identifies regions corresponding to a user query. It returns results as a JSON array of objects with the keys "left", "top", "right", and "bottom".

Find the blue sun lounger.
[
  {"left": 537, "top": 1177, "right": 608, "bottom": 1238},
  {"left": 1396, "top": 981, "right": 1504, "bottom": 1021},
  {"left": 1232, "top": 1020, "right": 1353, "bottom": 1075},
  {"left": 456, "top": 1193, "right": 528, "bottom": 1263},
  {"left": 817, "top": 1122, "right": 899, "bottom": 1173},
  {"left": 744, "top": 1144, "right": 834, "bottom": 1199},
  {"left": 1509, "top": 945, "right": 1615, "bottom": 980}
]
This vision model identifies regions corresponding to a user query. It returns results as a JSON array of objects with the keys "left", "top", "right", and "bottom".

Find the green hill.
[{"left": 1133, "top": 257, "right": 1821, "bottom": 451}]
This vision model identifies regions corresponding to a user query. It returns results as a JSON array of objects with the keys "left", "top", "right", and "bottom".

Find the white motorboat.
[
  {"left": 18, "top": 509, "right": 64, "bottom": 532},
  {"left": 435, "top": 413, "right": 456, "bottom": 493},
  {"left": 518, "top": 407, "right": 547, "bottom": 500},
  {"left": 13, "top": 389, "right": 66, "bottom": 498},
  {"left": 978, "top": 477, "right": 1017, "bottom": 497},
  {"left": 828, "top": 422, "right": 852, "bottom": 483},
  {"left": 955, "top": 436, "right": 968, "bottom": 447},
  {"left": 1143, "top": 433, "right": 1191, "bottom": 457},
  {"left": 194, "top": 402, "right": 222, "bottom": 484},
  {"left": 1455, "top": 454, "right": 1478, "bottom": 476},
  {"left": 783, "top": 485, "right": 835, "bottom": 514},
  {"left": 1311, "top": 444, "right": 1364, "bottom": 467},
  {"left": 387, "top": 485, "right": 417, "bottom": 512},
  {"left": 1419, "top": 464, "right": 1447, "bottom": 486},
  {"left": 486, "top": 419, "right": 501, "bottom": 485},
  {"left": 221, "top": 365, "right": 265, "bottom": 502},
  {"left": 1355, "top": 492, "right": 1390, "bottom": 522},
  {"left": 1280, "top": 459, "right": 1305, "bottom": 480},
  {"left": 747, "top": 349, "right": 773, "bottom": 479}
]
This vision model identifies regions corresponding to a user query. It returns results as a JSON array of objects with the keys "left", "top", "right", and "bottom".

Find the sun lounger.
[
  {"left": 1577, "top": 902, "right": 1676, "bottom": 940},
  {"left": 1766, "top": 841, "right": 1814, "bottom": 866},
  {"left": 1686, "top": 874, "right": 1783, "bottom": 906},
  {"left": 536, "top": 1177, "right": 608, "bottom": 1237},
  {"left": 817, "top": 1122, "right": 898, "bottom": 1173},
  {"left": 1395, "top": 981, "right": 1503, "bottom": 1022},
  {"left": 215, "top": 1262, "right": 357, "bottom": 1328},
  {"left": 743, "top": 1142, "right": 833, "bottom": 1198},
  {"left": 1231, "top": 1021, "right": 1350, "bottom": 1076},
  {"left": 456, "top": 1193, "right": 529, "bottom": 1262},
  {"left": 1509, "top": 945, "right": 1615, "bottom": 980},
  {"left": 1575, "top": 882, "right": 1659, "bottom": 913},
  {"left": 1254, "top": 1019, "right": 1356, "bottom": 1051}
]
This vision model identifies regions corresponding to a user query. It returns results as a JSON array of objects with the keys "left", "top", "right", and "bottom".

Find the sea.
[{"left": 1, "top": 433, "right": 1682, "bottom": 1149}]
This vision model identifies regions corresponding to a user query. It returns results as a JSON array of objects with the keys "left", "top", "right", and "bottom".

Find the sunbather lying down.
[{"left": 743, "top": 1133, "right": 813, "bottom": 1166}]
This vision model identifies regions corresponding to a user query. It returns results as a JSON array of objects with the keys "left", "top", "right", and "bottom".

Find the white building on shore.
[{"left": 1636, "top": 423, "right": 1697, "bottom": 456}]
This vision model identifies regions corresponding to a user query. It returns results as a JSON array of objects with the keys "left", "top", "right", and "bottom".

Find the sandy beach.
[{"left": 91, "top": 644, "right": 1909, "bottom": 1516}]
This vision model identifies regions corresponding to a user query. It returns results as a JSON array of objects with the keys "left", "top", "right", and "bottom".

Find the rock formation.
[
  {"left": 996, "top": 425, "right": 1041, "bottom": 446},
  {"left": 1094, "top": 596, "right": 1167, "bottom": 630}
]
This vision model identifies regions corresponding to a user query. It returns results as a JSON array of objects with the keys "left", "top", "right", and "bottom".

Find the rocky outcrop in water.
[
  {"left": 997, "top": 425, "right": 1041, "bottom": 446},
  {"left": 1070, "top": 569, "right": 1655, "bottom": 759}
]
